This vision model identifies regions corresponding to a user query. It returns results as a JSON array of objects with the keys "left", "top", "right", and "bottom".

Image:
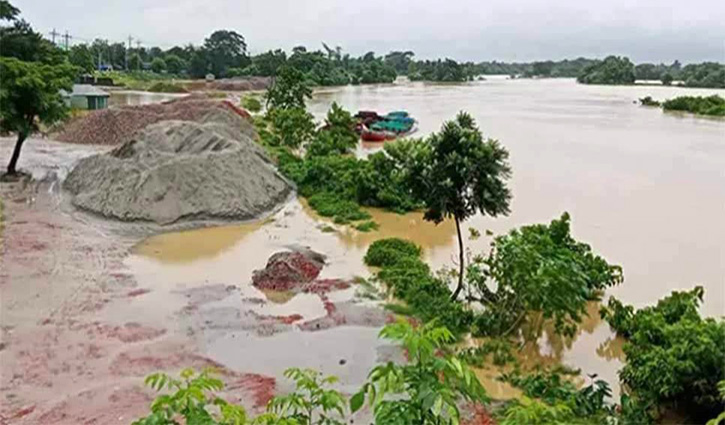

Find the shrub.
[
  {"left": 241, "top": 96, "right": 262, "bottom": 113},
  {"left": 639, "top": 96, "right": 660, "bottom": 107},
  {"left": 364, "top": 238, "right": 421, "bottom": 267},
  {"left": 662, "top": 95, "right": 725, "bottom": 117},
  {"left": 601, "top": 287, "right": 725, "bottom": 422}
]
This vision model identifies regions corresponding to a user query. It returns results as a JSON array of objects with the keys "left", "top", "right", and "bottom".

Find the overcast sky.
[{"left": 16, "top": 0, "right": 725, "bottom": 63}]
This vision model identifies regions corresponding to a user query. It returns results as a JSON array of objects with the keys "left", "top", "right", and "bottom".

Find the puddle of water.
[{"left": 204, "top": 326, "right": 389, "bottom": 394}]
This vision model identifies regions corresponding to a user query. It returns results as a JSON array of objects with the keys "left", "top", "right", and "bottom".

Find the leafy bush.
[
  {"left": 365, "top": 238, "right": 473, "bottom": 336},
  {"left": 601, "top": 287, "right": 725, "bottom": 422},
  {"left": 469, "top": 212, "right": 623, "bottom": 337},
  {"left": 132, "top": 368, "right": 249, "bottom": 425},
  {"left": 364, "top": 238, "right": 421, "bottom": 267},
  {"left": 242, "top": 96, "right": 262, "bottom": 113},
  {"left": 352, "top": 319, "right": 488, "bottom": 424},
  {"left": 500, "top": 367, "right": 613, "bottom": 419},
  {"left": 639, "top": 96, "right": 660, "bottom": 107},
  {"left": 498, "top": 397, "right": 573, "bottom": 425},
  {"left": 306, "top": 102, "right": 357, "bottom": 157},
  {"left": 662, "top": 95, "right": 725, "bottom": 117},
  {"left": 267, "top": 107, "right": 316, "bottom": 148}
]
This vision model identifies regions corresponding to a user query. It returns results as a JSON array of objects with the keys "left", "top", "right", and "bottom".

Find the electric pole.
[
  {"left": 125, "top": 35, "right": 133, "bottom": 71},
  {"left": 135, "top": 40, "right": 142, "bottom": 71},
  {"left": 63, "top": 31, "right": 71, "bottom": 50},
  {"left": 49, "top": 28, "right": 59, "bottom": 44}
]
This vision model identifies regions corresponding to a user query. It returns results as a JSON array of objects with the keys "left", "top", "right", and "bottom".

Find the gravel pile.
[{"left": 55, "top": 95, "right": 252, "bottom": 146}]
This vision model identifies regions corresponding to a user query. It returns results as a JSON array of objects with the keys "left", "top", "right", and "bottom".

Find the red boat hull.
[{"left": 361, "top": 130, "right": 387, "bottom": 142}]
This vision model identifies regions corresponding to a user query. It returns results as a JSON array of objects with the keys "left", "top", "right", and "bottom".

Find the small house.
[{"left": 62, "top": 84, "right": 110, "bottom": 110}]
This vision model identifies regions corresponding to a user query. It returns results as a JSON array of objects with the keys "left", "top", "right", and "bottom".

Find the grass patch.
[
  {"left": 354, "top": 220, "right": 379, "bottom": 232},
  {"left": 639, "top": 96, "right": 660, "bottom": 107}
]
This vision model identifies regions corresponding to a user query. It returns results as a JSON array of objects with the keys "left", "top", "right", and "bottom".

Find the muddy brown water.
[
  {"left": 84, "top": 77, "right": 725, "bottom": 401},
  {"left": 108, "top": 91, "right": 188, "bottom": 107}
]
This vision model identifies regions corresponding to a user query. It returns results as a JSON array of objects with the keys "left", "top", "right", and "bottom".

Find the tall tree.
[
  {"left": 69, "top": 44, "right": 95, "bottom": 73},
  {"left": 412, "top": 112, "right": 512, "bottom": 300},
  {"left": 264, "top": 65, "right": 312, "bottom": 110},
  {"left": 203, "top": 30, "right": 247, "bottom": 77},
  {"left": 164, "top": 54, "right": 185, "bottom": 75},
  {"left": 0, "top": 0, "right": 19, "bottom": 20},
  {"left": 0, "top": 58, "right": 76, "bottom": 175}
]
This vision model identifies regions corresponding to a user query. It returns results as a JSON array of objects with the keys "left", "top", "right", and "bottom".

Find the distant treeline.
[{"left": 39, "top": 26, "right": 725, "bottom": 88}]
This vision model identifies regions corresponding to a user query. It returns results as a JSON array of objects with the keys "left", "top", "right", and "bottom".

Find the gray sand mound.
[{"left": 64, "top": 110, "right": 293, "bottom": 224}]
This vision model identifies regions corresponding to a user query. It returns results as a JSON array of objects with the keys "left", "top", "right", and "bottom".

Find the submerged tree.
[
  {"left": 0, "top": 57, "right": 75, "bottom": 176},
  {"left": 411, "top": 112, "right": 512, "bottom": 300}
]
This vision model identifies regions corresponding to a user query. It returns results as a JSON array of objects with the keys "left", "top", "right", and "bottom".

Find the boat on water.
[{"left": 355, "top": 110, "right": 417, "bottom": 142}]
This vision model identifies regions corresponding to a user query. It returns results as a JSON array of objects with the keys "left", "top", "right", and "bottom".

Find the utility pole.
[
  {"left": 49, "top": 28, "right": 59, "bottom": 44},
  {"left": 125, "top": 35, "right": 133, "bottom": 71},
  {"left": 63, "top": 31, "right": 71, "bottom": 50},
  {"left": 135, "top": 40, "right": 142, "bottom": 71}
]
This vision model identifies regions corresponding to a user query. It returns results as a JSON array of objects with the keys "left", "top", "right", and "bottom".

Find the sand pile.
[
  {"left": 55, "top": 95, "right": 252, "bottom": 146},
  {"left": 63, "top": 109, "right": 292, "bottom": 224}
]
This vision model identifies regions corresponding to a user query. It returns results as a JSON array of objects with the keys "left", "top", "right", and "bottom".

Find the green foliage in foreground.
[
  {"left": 577, "top": 56, "right": 636, "bottom": 85},
  {"left": 601, "top": 286, "right": 725, "bottom": 422},
  {"left": 134, "top": 321, "right": 486, "bottom": 425},
  {"left": 468, "top": 212, "right": 623, "bottom": 337},
  {"left": 662, "top": 95, "right": 725, "bottom": 117},
  {"left": 352, "top": 319, "right": 488, "bottom": 424},
  {"left": 364, "top": 238, "right": 473, "bottom": 336}
]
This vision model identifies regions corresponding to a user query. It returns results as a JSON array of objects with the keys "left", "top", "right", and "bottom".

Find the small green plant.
[
  {"left": 354, "top": 220, "right": 379, "bottom": 232},
  {"left": 242, "top": 96, "right": 263, "bottom": 113},
  {"left": 498, "top": 397, "right": 573, "bottom": 425},
  {"left": 132, "top": 368, "right": 249, "bottom": 425},
  {"left": 267, "top": 368, "right": 346, "bottom": 425},
  {"left": 352, "top": 319, "right": 489, "bottom": 425}
]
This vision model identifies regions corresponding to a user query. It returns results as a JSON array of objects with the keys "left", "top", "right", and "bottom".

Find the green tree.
[
  {"left": 0, "top": 0, "right": 19, "bottom": 20},
  {"left": 384, "top": 50, "right": 415, "bottom": 74},
  {"left": 0, "top": 18, "right": 65, "bottom": 65},
  {"left": 267, "top": 107, "right": 316, "bottom": 149},
  {"left": 0, "top": 57, "right": 76, "bottom": 175},
  {"left": 151, "top": 57, "right": 167, "bottom": 73},
  {"left": 252, "top": 49, "right": 287, "bottom": 76},
  {"left": 69, "top": 44, "right": 95, "bottom": 73},
  {"left": 352, "top": 319, "right": 488, "bottom": 424},
  {"left": 164, "top": 54, "right": 185, "bottom": 75},
  {"left": 128, "top": 52, "right": 142, "bottom": 71},
  {"left": 469, "top": 213, "right": 623, "bottom": 337},
  {"left": 411, "top": 112, "right": 512, "bottom": 300},
  {"left": 188, "top": 47, "right": 209, "bottom": 78},
  {"left": 204, "top": 29, "right": 248, "bottom": 78},
  {"left": 577, "top": 56, "right": 636, "bottom": 85},
  {"left": 661, "top": 73, "right": 674, "bottom": 86},
  {"left": 264, "top": 65, "right": 313, "bottom": 110},
  {"left": 306, "top": 102, "right": 357, "bottom": 157}
]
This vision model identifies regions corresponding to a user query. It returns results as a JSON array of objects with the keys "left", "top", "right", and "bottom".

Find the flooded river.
[{"left": 127, "top": 77, "right": 725, "bottom": 399}]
